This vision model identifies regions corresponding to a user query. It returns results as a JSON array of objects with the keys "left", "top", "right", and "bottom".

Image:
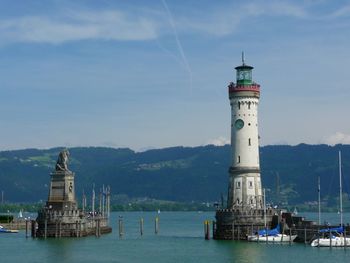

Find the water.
[{"left": 1, "top": 212, "right": 350, "bottom": 263}]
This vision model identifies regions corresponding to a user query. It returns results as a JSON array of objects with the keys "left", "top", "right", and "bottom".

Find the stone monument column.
[{"left": 47, "top": 149, "right": 77, "bottom": 210}]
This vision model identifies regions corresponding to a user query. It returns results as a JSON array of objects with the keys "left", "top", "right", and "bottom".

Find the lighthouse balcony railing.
[{"left": 228, "top": 82, "right": 260, "bottom": 93}]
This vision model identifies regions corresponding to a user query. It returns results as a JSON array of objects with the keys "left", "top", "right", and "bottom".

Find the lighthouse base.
[{"left": 213, "top": 208, "right": 279, "bottom": 240}]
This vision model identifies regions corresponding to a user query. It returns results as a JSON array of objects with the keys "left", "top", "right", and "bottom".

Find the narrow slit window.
[
  {"left": 238, "top": 155, "right": 241, "bottom": 163},
  {"left": 248, "top": 102, "right": 251, "bottom": 109},
  {"left": 248, "top": 138, "right": 251, "bottom": 146},
  {"left": 238, "top": 102, "right": 241, "bottom": 110},
  {"left": 236, "top": 182, "right": 241, "bottom": 189},
  {"left": 249, "top": 181, "right": 253, "bottom": 188}
]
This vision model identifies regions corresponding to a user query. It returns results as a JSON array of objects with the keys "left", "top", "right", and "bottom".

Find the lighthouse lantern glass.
[{"left": 236, "top": 69, "right": 252, "bottom": 84}]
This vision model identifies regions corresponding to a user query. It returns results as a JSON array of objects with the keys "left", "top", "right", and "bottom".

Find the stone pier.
[{"left": 35, "top": 149, "right": 112, "bottom": 238}]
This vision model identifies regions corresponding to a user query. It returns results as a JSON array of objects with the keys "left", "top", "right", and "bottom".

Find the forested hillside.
[{"left": 0, "top": 144, "right": 350, "bottom": 207}]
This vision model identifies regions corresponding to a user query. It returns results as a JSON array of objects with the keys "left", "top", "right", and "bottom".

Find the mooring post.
[
  {"left": 44, "top": 218, "right": 47, "bottom": 239},
  {"left": 25, "top": 219, "right": 29, "bottom": 238},
  {"left": 76, "top": 221, "right": 79, "bottom": 237},
  {"left": 31, "top": 220, "right": 36, "bottom": 238},
  {"left": 329, "top": 229, "right": 332, "bottom": 248},
  {"left": 207, "top": 221, "right": 211, "bottom": 240},
  {"left": 55, "top": 221, "right": 58, "bottom": 238},
  {"left": 155, "top": 216, "right": 159, "bottom": 235},
  {"left": 289, "top": 228, "right": 292, "bottom": 244},
  {"left": 238, "top": 225, "right": 240, "bottom": 241},
  {"left": 118, "top": 216, "right": 124, "bottom": 238},
  {"left": 304, "top": 228, "right": 307, "bottom": 244},
  {"left": 59, "top": 220, "right": 62, "bottom": 238},
  {"left": 204, "top": 220, "right": 210, "bottom": 240},
  {"left": 140, "top": 218, "right": 144, "bottom": 236},
  {"left": 95, "top": 219, "right": 98, "bottom": 237},
  {"left": 281, "top": 224, "right": 284, "bottom": 242},
  {"left": 232, "top": 223, "right": 235, "bottom": 240},
  {"left": 344, "top": 227, "right": 347, "bottom": 248}
]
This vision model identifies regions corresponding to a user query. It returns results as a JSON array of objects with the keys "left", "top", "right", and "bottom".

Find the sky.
[{"left": 1, "top": 0, "right": 350, "bottom": 151}]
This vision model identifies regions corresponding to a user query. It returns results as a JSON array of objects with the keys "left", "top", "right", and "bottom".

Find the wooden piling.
[
  {"left": 155, "top": 216, "right": 159, "bottom": 235},
  {"left": 31, "top": 220, "right": 36, "bottom": 238},
  {"left": 95, "top": 219, "right": 99, "bottom": 237},
  {"left": 44, "top": 219, "right": 47, "bottom": 239},
  {"left": 329, "top": 229, "right": 332, "bottom": 248},
  {"left": 25, "top": 220, "right": 29, "bottom": 238},
  {"left": 237, "top": 225, "right": 240, "bottom": 241},
  {"left": 76, "top": 221, "right": 79, "bottom": 237},
  {"left": 118, "top": 217, "right": 124, "bottom": 237},
  {"left": 59, "top": 221, "right": 62, "bottom": 238},
  {"left": 140, "top": 218, "right": 144, "bottom": 236},
  {"left": 344, "top": 228, "right": 347, "bottom": 248},
  {"left": 204, "top": 220, "right": 210, "bottom": 240},
  {"left": 289, "top": 228, "right": 292, "bottom": 244},
  {"left": 55, "top": 221, "right": 58, "bottom": 238},
  {"left": 304, "top": 228, "right": 307, "bottom": 244},
  {"left": 232, "top": 223, "right": 235, "bottom": 240}
]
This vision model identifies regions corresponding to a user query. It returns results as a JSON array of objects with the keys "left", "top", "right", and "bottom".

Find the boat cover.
[
  {"left": 258, "top": 224, "right": 280, "bottom": 236},
  {"left": 319, "top": 226, "right": 344, "bottom": 233}
]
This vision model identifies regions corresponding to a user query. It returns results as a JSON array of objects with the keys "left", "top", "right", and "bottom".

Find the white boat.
[
  {"left": 248, "top": 233, "right": 297, "bottom": 242},
  {"left": 311, "top": 227, "right": 350, "bottom": 247},
  {"left": 311, "top": 151, "right": 349, "bottom": 247},
  {"left": 247, "top": 225, "right": 297, "bottom": 242},
  {"left": 0, "top": 225, "right": 19, "bottom": 233}
]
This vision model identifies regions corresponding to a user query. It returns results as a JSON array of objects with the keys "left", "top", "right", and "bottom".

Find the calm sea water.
[{"left": 1, "top": 212, "right": 350, "bottom": 263}]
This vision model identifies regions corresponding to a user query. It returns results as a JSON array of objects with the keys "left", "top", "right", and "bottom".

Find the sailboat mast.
[
  {"left": 318, "top": 175, "right": 321, "bottom": 225},
  {"left": 263, "top": 188, "right": 267, "bottom": 229},
  {"left": 339, "top": 151, "right": 343, "bottom": 226}
]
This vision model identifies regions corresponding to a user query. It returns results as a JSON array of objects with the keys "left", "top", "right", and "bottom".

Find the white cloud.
[
  {"left": 329, "top": 5, "right": 350, "bottom": 18},
  {"left": 322, "top": 132, "right": 350, "bottom": 145},
  {"left": 206, "top": 136, "right": 230, "bottom": 146},
  {"left": 0, "top": 1, "right": 311, "bottom": 44},
  {"left": 0, "top": 10, "right": 159, "bottom": 44},
  {"left": 176, "top": 1, "right": 307, "bottom": 36}
]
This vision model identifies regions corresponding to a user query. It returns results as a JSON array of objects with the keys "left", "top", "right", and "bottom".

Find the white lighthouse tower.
[{"left": 227, "top": 54, "right": 263, "bottom": 210}]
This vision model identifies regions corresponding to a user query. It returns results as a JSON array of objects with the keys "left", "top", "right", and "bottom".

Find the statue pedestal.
[{"left": 47, "top": 170, "right": 77, "bottom": 211}]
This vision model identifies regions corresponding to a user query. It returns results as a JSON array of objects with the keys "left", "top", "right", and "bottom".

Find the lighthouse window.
[
  {"left": 248, "top": 138, "right": 251, "bottom": 146},
  {"left": 238, "top": 156, "right": 241, "bottom": 163},
  {"left": 248, "top": 102, "right": 251, "bottom": 109},
  {"left": 238, "top": 102, "right": 241, "bottom": 110},
  {"left": 236, "top": 182, "right": 241, "bottom": 189},
  {"left": 249, "top": 181, "right": 253, "bottom": 189}
]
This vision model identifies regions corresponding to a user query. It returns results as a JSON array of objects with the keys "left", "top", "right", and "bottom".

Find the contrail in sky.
[{"left": 161, "top": 0, "right": 193, "bottom": 93}]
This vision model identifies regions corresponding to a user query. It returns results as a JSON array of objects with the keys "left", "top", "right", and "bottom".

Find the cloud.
[
  {"left": 206, "top": 136, "right": 230, "bottom": 146},
  {"left": 322, "top": 132, "right": 350, "bottom": 145},
  {"left": 0, "top": 1, "right": 311, "bottom": 44},
  {"left": 329, "top": 5, "right": 350, "bottom": 18},
  {"left": 0, "top": 10, "right": 159, "bottom": 44},
  {"left": 176, "top": 1, "right": 307, "bottom": 36}
]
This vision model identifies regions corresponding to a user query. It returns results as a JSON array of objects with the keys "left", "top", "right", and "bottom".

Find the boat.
[
  {"left": 0, "top": 225, "right": 19, "bottom": 233},
  {"left": 310, "top": 151, "right": 349, "bottom": 247},
  {"left": 311, "top": 227, "right": 350, "bottom": 247},
  {"left": 247, "top": 188, "right": 297, "bottom": 242},
  {"left": 248, "top": 224, "right": 297, "bottom": 242}
]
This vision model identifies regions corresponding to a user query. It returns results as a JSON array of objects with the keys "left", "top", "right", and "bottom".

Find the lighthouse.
[{"left": 227, "top": 54, "right": 263, "bottom": 209}]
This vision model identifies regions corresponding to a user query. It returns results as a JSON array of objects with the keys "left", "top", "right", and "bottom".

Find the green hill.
[{"left": 0, "top": 144, "right": 350, "bottom": 208}]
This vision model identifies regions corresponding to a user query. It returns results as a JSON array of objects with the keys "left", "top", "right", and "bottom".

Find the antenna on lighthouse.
[{"left": 242, "top": 51, "right": 245, "bottom": 65}]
